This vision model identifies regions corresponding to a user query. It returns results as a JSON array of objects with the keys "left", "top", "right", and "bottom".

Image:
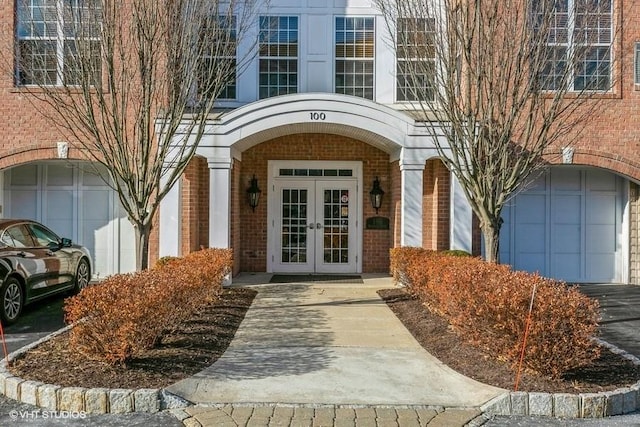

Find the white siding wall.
[{"left": 224, "top": 1, "right": 398, "bottom": 107}]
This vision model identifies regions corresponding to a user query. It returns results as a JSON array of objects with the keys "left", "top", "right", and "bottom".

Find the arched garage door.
[
  {"left": 2, "top": 162, "right": 135, "bottom": 278},
  {"left": 499, "top": 167, "right": 627, "bottom": 283}
]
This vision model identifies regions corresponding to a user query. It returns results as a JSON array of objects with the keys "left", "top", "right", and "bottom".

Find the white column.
[
  {"left": 400, "top": 164, "right": 424, "bottom": 247},
  {"left": 159, "top": 172, "right": 181, "bottom": 257},
  {"left": 450, "top": 174, "right": 473, "bottom": 253},
  {"left": 208, "top": 160, "right": 232, "bottom": 249}
]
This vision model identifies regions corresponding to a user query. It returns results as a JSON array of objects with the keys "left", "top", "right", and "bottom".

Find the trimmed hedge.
[
  {"left": 390, "top": 248, "right": 600, "bottom": 378},
  {"left": 65, "top": 248, "right": 232, "bottom": 365}
]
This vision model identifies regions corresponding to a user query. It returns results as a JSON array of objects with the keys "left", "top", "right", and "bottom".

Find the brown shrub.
[
  {"left": 65, "top": 248, "right": 232, "bottom": 365},
  {"left": 390, "top": 248, "right": 600, "bottom": 378}
]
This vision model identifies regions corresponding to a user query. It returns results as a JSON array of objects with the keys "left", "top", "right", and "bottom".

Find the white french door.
[{"left": 271, "top": 179, "right": 359, "bottom": 273}]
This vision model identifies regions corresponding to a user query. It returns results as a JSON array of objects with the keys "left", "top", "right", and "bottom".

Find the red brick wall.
[
  {"left": 0, "top": 2, "right": 89, "bottom": 166},
  {"left": 239, "top": 134, "right": 392, "bottom": 273},
  {"left": 422, "top": 159, "right": 450, "bottom": 250},
  {"left": 149, "top": 156, "right": 210, "bottom": 266},
  {"left": 180, "top": 156, "right": 209, "bottom": 255}
]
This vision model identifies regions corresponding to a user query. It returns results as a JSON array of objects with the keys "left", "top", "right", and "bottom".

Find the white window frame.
[
  {"left": 395, "top": 17, "right": 436, "bottom": 103},
  {"left": 15, "top": 0, "right": 100, "bottom": 87},
  {"left": 334, "top": 16, "right": 376, "bottom": 101},
  {"left": 258, "top": 15, "right": 299, "bottom": 99},
  {"left": 541, "top": 0, "right": 613, "bottom": 92}
]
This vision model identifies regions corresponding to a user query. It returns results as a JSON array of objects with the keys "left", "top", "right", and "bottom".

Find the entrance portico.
[{"left": 159, "top": 93, "right": 473, "bottom": 275}]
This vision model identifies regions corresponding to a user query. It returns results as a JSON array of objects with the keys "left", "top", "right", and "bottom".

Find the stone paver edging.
[
  {"left": 2, "top": 310, "right": 640, "bottom": 421},
  {"left": 0, "top": 325, "right": 191, "bottom": 414},
  {"left": 480, "top": 338, "right": 640, "bottom": 419}
]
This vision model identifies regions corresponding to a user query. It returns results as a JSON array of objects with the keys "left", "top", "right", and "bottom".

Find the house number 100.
[{"left": 310, "top": 112, "right": 326, "bottom": 121}]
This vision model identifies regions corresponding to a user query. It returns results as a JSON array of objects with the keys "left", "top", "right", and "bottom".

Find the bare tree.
[
  {"left": 13, "top": 0, "right": 264, "bottom": 270},
  {"left": 376, "top": 0, "right": 616, "bottom": 262}
]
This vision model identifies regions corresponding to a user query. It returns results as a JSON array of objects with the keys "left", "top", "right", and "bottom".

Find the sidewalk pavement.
[{"left": 166, "top": 273, "right": 504, "bottom": 426}]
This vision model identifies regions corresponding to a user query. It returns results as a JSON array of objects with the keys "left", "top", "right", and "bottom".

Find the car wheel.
[
  {"left": 1, "top": 277, "right": 23, "bottom": 325},
  {"left": 73, "top": 259, "right": 90, "bottom": 293}
]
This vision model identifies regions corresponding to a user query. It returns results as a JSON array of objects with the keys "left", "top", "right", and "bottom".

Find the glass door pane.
[
  {"left": 322, "top": 189, "right": 350, "bottom": 264},
  {"left": 281, "top": 188, "right": 308, "bottom": 263},
  {"left": 315, "top": 180, "right": 357, "bottom": 274}
]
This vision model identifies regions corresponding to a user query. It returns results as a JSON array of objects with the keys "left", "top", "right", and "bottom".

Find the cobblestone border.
[
  {"left": 2, "top": 325, "right": 639, "bottom": 419},
  {"left": 0, "top": 325, "right": 191, "bottom": 414},
  {"left": 481, "top": 338, "right": 640, "bottom": 419}
]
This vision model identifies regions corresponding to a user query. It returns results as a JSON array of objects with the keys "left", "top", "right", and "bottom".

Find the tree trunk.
[
  {"left": 133, "top": 221, "right": 153, "bottom": 270},
  {"left": 481, "top": 222, "right": 501, "bottom": 264}
]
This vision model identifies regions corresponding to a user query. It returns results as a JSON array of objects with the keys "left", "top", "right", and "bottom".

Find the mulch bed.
[
  {"left": 8, "top": 286, "right": 640, "bottom": 394},
  {"left": 378, "top": 287, "right": 640, "bottom": 394},
  {"left": 9, "top": 288, "right": 256, "bottom": 389}
]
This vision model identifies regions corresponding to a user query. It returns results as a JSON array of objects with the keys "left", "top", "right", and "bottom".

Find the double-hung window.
[
  {"left": 539, "top": 0, "right": 613, "bottom": 91},
  {"left": 396, "top": 17, "right": 436, "bottom": 102},
  {"left": 199, "top": 15, "right": 237, "bottom": 101},
  {"left": 335, "top": 17, "right": 375, "bottom": 100},
  {"left": 16, "top": 0, "right": 101, "bottom": 86},
  {"left": 259, "top": 16, "right": 298, "bottom": 99}
]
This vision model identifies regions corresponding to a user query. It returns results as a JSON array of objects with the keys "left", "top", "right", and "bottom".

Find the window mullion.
[
  {"left": 567, "top": 0, "right": 576, "bottom": 91},
  {"left": 56, "top": 0, "right": 65, "bottom": 86}
]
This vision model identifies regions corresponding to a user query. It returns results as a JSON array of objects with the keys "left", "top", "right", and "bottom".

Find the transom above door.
[{"left": 267, "top": 161, "right": 362, "bottom": 274}]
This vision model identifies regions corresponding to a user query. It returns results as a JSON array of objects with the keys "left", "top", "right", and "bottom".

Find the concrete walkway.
[{"left": 166, "top": 274, "right": 504, "bottom": 426}]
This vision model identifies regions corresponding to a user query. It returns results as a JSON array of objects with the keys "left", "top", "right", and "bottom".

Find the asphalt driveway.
[
  {"left": 2, "top": 294, "right": 67, "bottom": 355},
  {"left": 578, "top": 284, "right": 640, "bottom": 358}
]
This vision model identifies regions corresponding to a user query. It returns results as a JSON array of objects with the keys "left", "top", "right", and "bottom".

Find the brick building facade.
[{"left": 1, "top": 1, "right": 639, "bottom": 283}]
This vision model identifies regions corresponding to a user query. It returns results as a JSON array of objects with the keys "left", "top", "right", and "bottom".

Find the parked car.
[{"left": 0, "top": 219, "right": 92, "bottom": 324}]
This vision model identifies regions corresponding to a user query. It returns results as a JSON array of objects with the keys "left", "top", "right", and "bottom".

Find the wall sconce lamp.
[
  {"left": 247, "top": 175, "right": 261, "bottom": 212},
  {"left": 369, "top": 177, "right": 384, "bottom": 214}
]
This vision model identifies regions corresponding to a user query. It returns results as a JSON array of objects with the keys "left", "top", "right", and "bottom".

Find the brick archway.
[
  {"left": 0, "top": 143, "right": 86, "bottom": 170},
  {"left": 552, "top": 148, "right": 640, "bottom": 184}
]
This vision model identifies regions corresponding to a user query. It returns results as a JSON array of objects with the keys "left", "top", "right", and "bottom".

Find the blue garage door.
[{"left": 500, "top": 167, "right": 626, "bottom": 283}]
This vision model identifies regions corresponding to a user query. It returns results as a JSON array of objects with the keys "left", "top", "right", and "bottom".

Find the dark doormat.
[{"left": 269, "top": 274, "right": 363, "bottom": 284}]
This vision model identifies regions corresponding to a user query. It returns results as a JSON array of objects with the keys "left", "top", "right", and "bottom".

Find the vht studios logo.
[{"left": 9, "top": 410, "right": 87, "bottom": 420}]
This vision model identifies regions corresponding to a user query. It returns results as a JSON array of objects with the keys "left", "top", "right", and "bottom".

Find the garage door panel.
[
  {"left": 10, "top": 191, "right": 37, "bottom": 219},
  {"left": 46, "top": 165, "right": 73, "bottom": 186},
  {"left": 587, "top": 254, "right": 615, "bottom": 282},
  {"left": 515, "top": 195, "right": 545, "bottom": 222},
  {"left": 82, "top": 189, "right": 112, "bottom": 278},
  {"left": 553, "top": 224, "right": 581, "bottom": 252},
  {"left": 552, "top": 254, "right": 581, "bottom": 281},
  {"left": 587, "top": 194, "right": 616, "bottom": 224},
  {"left": 499, "top": 205, "right": 512, "bottom": 264},
  {"left": 521, "top": 174, "right": 547, "bottom": 192},
  {"left": 587, "top": 224, "right": 616, "bottom": 253},
  {"left": 515, "top": 224, "right": 545, "bottom": 252},
  {"left": 551, "top": 168, "right": 582, "bottom": 191},
  {"left": 516, "top": 253, "right": 545, "bottom": 275},
  {"left": 587, "top": 170, "right": 617, "bottom": 191},
  {"left": 553, "top": 195, "right": 581, "bottom": 224},
  {"left": 118, "top": 204, "right": 136, "bottom": 273},
  {"left": 10, "top": 165, "right": 37, "bottom": 186},
  {"left": 45, "top": 190, "right": 74, "bottom": 240}
]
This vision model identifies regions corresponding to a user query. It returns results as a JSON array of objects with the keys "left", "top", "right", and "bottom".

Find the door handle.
[
  {"left": 316, "top": 223, "right": 323, "bottom": 229},
  {"left": 308, "top": 223, "right": 315, "bottom": 229}
]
